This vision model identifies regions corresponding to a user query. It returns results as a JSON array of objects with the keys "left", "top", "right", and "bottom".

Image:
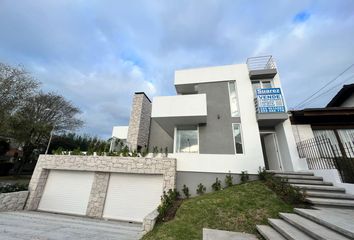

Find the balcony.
[
  {"left": 254, "top": 88, "right": 288, "bottom": 127},
  {"left": 247, "top": 55, "right": 277, "bottom": 80},
  {"left": 151, "top": 94, "right": 207, "bottom": 135}
]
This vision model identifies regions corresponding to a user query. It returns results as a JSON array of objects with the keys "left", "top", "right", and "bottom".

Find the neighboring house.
[
  {"left": 109, "top": 126, "right": 129, "bottom": 152},
  {"left": 114, "top": 56, "right": 305, "bottom": 193},
  {"left": 290, "top": 84, "right": 354, "bottom": 186}
]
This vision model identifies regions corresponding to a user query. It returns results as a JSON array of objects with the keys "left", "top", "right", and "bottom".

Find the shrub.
[
  {"left": 225, "top": 172, "right": 233, "bottom": 187},
  {"left": 141, "top": 146, "right": 149, "bottom": 157},
  {"left": 260, "top": 171, "right": 306, "bottom": 205},
  {"left": 121, "top": 146, "right": 129, "bottom": 157},
  {"left": 53, "top": 147, "right": 64, "bottom": 155},
  {"left": 130, "top": 150, "right": 138, "bottom": 157},
  {"left": 182, "top": 184, "right": 190, "bottom": 198},
  {"left": 196, "top": 183, "right": 206, "bottom": 195},
  {"left": 240, "top": 171, "right": 249, "bottom": 183},
  {"left": 212, "top": 178, "right": 221, "bottom": 191},
  {"left": 258, "top": 167, "right": 273, "bottom": 181},
  {"left": 71, "top": 148, "right": 82, "bottom": 155},
  {"left": 152, "top": 146, "right": 159, "bottom": 157},
  {"left": 0, "top": 183, "right": 28, "bottom": 194},
  {"left": 157, "top": 188, "right": 180, "bottom": 222}
]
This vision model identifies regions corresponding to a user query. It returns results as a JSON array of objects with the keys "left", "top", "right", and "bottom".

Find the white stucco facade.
[
  {"left": 112, "top": 126, "right": 129, "bottom": 140},
  {"left": 112, "top": 57, "right": 304, "bottom": 176}
]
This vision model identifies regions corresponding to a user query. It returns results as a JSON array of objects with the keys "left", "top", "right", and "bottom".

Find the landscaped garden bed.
[{"left": 143, "top": 181, "right": 297, "bottom": 240}]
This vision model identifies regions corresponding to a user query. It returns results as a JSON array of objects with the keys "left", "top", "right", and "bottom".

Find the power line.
[
  {"left": 294, "top": 63, "right": 354, "bottom": 109},
  {"left": 298, "top": 73, "right": 354, "bottom": 107}
]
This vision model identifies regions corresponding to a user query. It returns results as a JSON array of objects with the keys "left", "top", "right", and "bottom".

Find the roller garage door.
[
  {"left": 103, "top": 173, "right": 163, "bottom": 222},
  {"left": 38, "top": 170, "right": 94, "bottom": 215}
]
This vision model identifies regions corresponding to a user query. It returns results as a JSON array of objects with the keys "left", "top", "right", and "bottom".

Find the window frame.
[
  {"left": 174, "top": 125, "right": 199, "bottom": 154},
  {"left": 251, "top": 80, "right": 273, "bottom": 96},
  {"left": 232, "top": 123, "right": 244, "bottom": 154},
  {"left": 228, "top": 81, "right": 240, "bottom": 117}
]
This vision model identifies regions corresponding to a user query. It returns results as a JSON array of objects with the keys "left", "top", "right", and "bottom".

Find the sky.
[{"left": 1, "top": 0, "right": 354, "bottom": 138}]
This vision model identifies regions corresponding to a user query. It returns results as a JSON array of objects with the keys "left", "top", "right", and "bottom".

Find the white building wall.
[
  {"left": 171, "top": 64, "right": 265, "bottom": 174},
  {"left": 313, "top": 169, "right": 354, "bottom": 195},
  {"left": 276, "top": 119, "right": 307, "bottom": 171},
  {"left": 291, "top": 124, "right": 315, "bottom": 143},
  {"left": 112, "top": 126, "right": 129, "bottom": 139}
]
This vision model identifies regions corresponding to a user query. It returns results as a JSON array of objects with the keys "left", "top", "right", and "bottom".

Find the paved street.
[{"left": 0, "top": 211, "right": 143, "bottom": 240}]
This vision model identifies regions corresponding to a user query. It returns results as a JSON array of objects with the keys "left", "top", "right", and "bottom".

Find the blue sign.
[{"left": 256, "top": 88, "right": 286, "bottom": 113}]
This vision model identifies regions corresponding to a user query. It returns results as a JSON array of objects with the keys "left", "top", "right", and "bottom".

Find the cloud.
[{"left": 0, "top": 0, "right": 354, "bottom": 137}]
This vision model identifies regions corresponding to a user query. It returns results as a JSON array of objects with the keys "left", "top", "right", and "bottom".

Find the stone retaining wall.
[
  {"left": 25, "top": 155, "right": 176, "bottom": 221},
  {"left": 0, "top": 191, "right": 28, "bottom": 211}
]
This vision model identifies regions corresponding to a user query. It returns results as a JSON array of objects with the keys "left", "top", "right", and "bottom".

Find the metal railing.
[
  {"left": 297, "top": 136, "right": 354, "bottom": 183},
  {"left": 246, "top": 55, "right": 276, "bottom": 71}
]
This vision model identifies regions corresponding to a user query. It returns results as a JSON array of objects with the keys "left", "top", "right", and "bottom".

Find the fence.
[{"left": 297, "top": 136, "right": 354, "bottom": 183}]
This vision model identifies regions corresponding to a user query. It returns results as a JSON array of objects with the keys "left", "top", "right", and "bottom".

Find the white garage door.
[
  {"left": 38, "top": 170, "right": 94, "bottom": 215},
  {"left": 103, "top": 173, "right": 163, "bottom": 222}
]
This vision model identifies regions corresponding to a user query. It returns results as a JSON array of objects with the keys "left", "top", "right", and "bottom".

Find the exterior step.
[
  {"left": 267, "top": 170, "right": 314, "bottom": 176},
  {"left": 306, "top": 197, "right": 354, "bottom": 208},
  {"left": 286, "top": 179, "right": 332, "bottom": 186},
  {"left": 275, "top": 174, "right": 323, "bottom": 181},
  {"left": 305, "top": 191, "right": 354, "bottom": 200},
  {"left": 280, "top": 212, "right": 350, "bottom": 240},
  {"left": 256, "top": 225, "right": 286, "bottom": 240},
  {"left": 291, "top": 184, "right": 346, "bottom": 193},
  {"left": 268, "top": 218, "right": 313, "bottom": 240},
  {"left": 294, "top": 208, "right": 354, "bottom": 239}
]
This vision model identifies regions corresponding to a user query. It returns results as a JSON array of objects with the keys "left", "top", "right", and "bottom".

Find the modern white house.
[
  {"left": 22, "top": 57, "right": 353, "bottom": 230},
  {"left": 115, "top": 56, "right": 306, "bottom": 194},
  {"left": 109, "top": 126, "right": 129, "bottom": 151}
]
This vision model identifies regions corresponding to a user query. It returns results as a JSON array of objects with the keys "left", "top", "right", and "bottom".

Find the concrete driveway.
[{"left": 0, "top": 211, "right": 143, "bottom": 240}]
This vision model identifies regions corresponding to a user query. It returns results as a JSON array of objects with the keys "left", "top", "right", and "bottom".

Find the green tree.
[
  {"left": 9, "top": 92, "right": 83, "bottom": 172},
  {"left": 0, "top": 63, "right": 39, "bottom": 134}
]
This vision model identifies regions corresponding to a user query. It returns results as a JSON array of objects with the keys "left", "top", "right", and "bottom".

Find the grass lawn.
[{"left": 143, "top": 181, "right": 293, "bottom": 240}]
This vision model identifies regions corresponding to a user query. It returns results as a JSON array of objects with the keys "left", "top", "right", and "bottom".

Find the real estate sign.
[{"left": 256, "top": 88, "right": 286, "bottom": 113}]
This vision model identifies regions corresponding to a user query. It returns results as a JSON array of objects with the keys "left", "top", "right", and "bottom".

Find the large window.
[
  {"left": 251, "top": 80, "right": 273, "bottom": 96},
  {"left": 175, "top": 126, "right": 199, "bottom": 153},
  {"left": 232, "top": 123, "right": 243, "bottom": 154},
  {"left": 228, "top": 81, "right": 240, "bottom": 117}
]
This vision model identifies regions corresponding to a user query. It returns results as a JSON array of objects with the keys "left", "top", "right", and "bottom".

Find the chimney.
[{"left": 126, "top": 92, "right": 152, "bottom": 151}]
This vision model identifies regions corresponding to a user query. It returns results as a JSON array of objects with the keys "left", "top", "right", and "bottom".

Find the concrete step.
[
  {"left": 256, "top": 225, "right": 286, "bottom": 240},
  {"left": 203, "top": 228, "right": 258, "bottom": 240},
  {"left": 280, "top": 213, "right": 350, "bottom": 240},
  {"left": 274, "top": 174, "right": 323, "bottom": 181},
  {"left": 306, "top": 197, "right": 354, "bottom": 208},
  {"left": 294, "top": 208, "right": 354, "bottom": 239},
  {"left": 268, "top": 218, "right": 313, "bottom": 240},
  {"left": 267, "top": 170, "right": 314, "bottom": 176},
  {"left": 305, "top": 191, "right": 354, "bottom": 200},
  {"left": 286, "top": 179, "right": 332, "bottom": 186},
  {"left": 291, "top": 184, "right": 346, "bottom": 193}
]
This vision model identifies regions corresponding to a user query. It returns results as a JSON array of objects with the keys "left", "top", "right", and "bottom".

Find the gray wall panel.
[
  {"left": 148, "top": 119, "right": 174, "bottom": 153},
  {"left": 197, "top": 82, "right": 240, "bottom": 154}
]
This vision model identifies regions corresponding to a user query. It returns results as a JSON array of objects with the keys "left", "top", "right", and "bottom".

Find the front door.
[{"left": 263, "top": 133, "right": 282, "bottom": 170}]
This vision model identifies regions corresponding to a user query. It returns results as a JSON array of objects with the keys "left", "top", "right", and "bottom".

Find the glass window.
[
  {"left": 228, "top": 81, "right": 240, "bottom": 117},
  {"left": 252, "top": 80, "right": 272, "bottom": 96},
  {"left": 262, "top": 81, "right": 272, "bottom": 89},
  {"left": 176, "top": 126, "right": 199, "bottom": 153},
  {"left": 232, "top": 124, "right": 243, "bottom": 154}
]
